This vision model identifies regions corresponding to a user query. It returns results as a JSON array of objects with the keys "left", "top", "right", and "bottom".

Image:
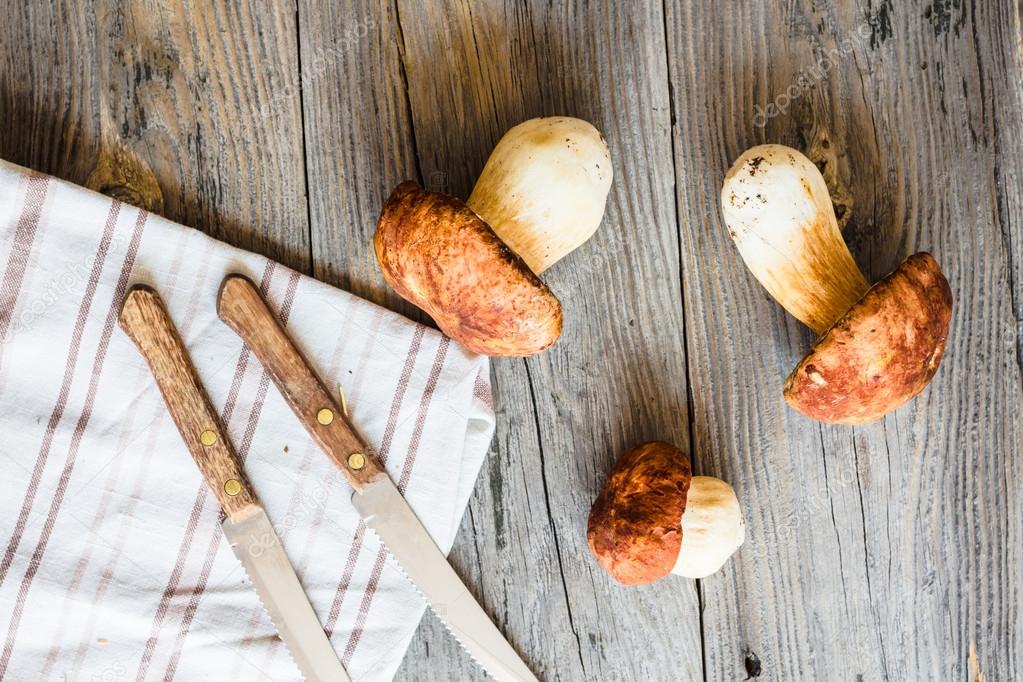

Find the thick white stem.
[
  {"left": 721, "top": 144, "right": 869, "bottom": 335},
  {"left": 672, "top": 476, "right": 745, "bottom": 579},
  {"left": 468, "top": 117, "right": 612, "bottom": 274}
]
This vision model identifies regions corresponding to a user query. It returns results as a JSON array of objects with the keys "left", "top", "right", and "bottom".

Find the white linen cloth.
[{"left": 0, "top": 159, "right": 495, "bottom": 681}]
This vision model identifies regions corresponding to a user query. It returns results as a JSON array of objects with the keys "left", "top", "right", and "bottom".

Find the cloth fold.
[{"left": 0, "top": 159, "right": 494, "bottom": 681}]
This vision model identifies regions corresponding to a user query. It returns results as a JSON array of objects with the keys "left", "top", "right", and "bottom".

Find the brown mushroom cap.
[
  {"left": 587, "top": 441, "right": 692, "bottom": 586},
  {"left": 784, "top": 252, "right": 953, "bottom": 424},
  {"left": 375, "top": 182, "right": 562, "bottom": 356}
]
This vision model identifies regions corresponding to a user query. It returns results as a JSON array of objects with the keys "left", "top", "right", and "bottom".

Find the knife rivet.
[
  {"left": 348, "top": 453, "right": 366, "bottom": 470},
  {"left": 316, "top": 408, "right": 334, "bottom": 425},
  {"left": 199, "top": 430, "right": 218, "bottom": 446},
  {"left": 224, "top": 478, "right": 242, "bottom": 496}
]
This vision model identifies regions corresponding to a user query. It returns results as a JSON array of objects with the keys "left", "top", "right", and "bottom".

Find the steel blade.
[
  {"left": 223, "top": 508, "right": 350, "bottom": 682},
  {"left": 352, "top": 478, "right": 538, "bottom": 682}
]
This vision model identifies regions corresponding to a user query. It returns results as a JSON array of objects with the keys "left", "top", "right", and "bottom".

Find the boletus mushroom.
[
  {"left": 375, "top": 117, "right": 612, "bottom": 356},
  {"left": 587, "top": 441, "right": 744, "bottom": 585},
  {"left": 720, "top": 144, "right": 953, "bottom": 424}
]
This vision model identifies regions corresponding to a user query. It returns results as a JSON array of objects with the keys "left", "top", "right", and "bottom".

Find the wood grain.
[
  {"left": 295, "top": 0, "right": 422, "bottom": 312},
  {"left": 3, "top": 0, "right": 1022, "bottom": 680},
  {"left": 118, "top": 285, "right": 259, "bottom": 519},
  {"left": 0, "top": 0, "right": 311, "bottom": 270},
  {"left": 217, "top": 274, "right": 385, "bottom": 490}
]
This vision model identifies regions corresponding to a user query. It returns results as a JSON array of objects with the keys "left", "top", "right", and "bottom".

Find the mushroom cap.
[
  {"left": 587, "top": 441, "right": 692, "bottom": 586},
  {"left": 784, "top": 252, "right": 953, "bottom": 424},
  {"left": 375, "top": 182, "right": 563, "bottom": 357}
]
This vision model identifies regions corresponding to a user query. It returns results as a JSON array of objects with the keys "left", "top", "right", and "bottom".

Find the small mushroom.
[
  {"left": 587, "top": 441, "right": 744, "bottom": 585},
  {"left": 720, "top": 144, "right": 953, "bottom": 424},
  {"left": 375, "top": 117, "right": 612, "bottom": 356}
]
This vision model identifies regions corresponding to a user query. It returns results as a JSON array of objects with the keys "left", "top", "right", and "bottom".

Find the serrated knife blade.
[
  {"left": 223, "top": 508, "right": 350, "bottom": 682},
  {"left": 217, "top": 274, "right": 541, "bottom": 681},
  {"left": 352, "top": 478, "right": 539, "bottom": 682}
]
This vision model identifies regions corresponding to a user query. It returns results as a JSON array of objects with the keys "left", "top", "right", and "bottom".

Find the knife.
[
  {"left": 216, "top": 274, "right": 539, "bottom": 682},
  {"left": 118, "top": 285, "right": 350, "bottom": 682}
]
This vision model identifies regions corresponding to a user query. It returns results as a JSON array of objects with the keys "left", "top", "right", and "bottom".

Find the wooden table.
[{"left": 4, "top": 1, "right": 1021, "bottom": 679}]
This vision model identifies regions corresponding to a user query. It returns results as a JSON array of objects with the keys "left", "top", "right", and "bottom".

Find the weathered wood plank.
[
  {"left": 664, "top": 0, "right": 1023, "bottom": 679},
  {"left": 294, "top": 0, "right": 421, "bottom": 314},
  {"left": 0, "top": 0, "right": 310, "bottom": 271}
]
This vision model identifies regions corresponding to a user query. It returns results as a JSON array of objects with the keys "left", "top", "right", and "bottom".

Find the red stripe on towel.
[
  {"left": 0, "top": 196, "right": 119, "bottom": 588},
  {"left": 0, "top": 206, "right": 147, "bottom": 677},
  {"left": 0, "top": 174, "right": 50, "bottom": 345},
  {"left": 473, "top": 371, "right": 493, "bottom": 412}
]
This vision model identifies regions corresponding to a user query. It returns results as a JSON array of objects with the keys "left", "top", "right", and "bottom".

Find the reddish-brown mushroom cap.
[
  {"left": 587, "top": 441, "right": 692, "bottom": 586},
  {"left": 784, "top": 252, "right": 953, "bottom": 424},
  {"left": 375, "top": 182, "right": 562, "bottom": 356}
]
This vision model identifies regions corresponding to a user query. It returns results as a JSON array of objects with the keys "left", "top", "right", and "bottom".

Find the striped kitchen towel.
[{"left": 0, "top": 160, "right": 495, "bottom": 681}]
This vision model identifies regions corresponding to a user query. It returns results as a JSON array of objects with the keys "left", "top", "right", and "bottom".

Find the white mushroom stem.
[
  {"left": 467, "top": 117, "right": 613, "bottom": 274},
  {"left": 720, "top": 144, "right": 869, "bottom": 335},
  {"left": 672, "top": 476, "right": 745, "bottom": 579}
]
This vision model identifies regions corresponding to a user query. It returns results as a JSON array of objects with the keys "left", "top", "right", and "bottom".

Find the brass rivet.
[
  {"left": 316, "top": 408, "right": 334, "bottom": 425},
  {"left": 199, "top": 430, "right": 218, "bottom": 446},
  {"left": 224, "top": 478, "right": 242, "bottom": 496},
  {"left": 348, "top": 453, "right": 366, "bottom": 470}
]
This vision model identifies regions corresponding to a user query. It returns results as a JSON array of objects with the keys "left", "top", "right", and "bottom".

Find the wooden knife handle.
[
  {"left": 119, "top": 285, "right": 259, "bottom": 520},
  {"left": 216, "top": 274, "right": 385, "bottom": 492}
]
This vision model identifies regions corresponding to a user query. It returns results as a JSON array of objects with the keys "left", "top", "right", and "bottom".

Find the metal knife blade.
[
  {"left": 224, "top": 507, "right": 350, "bottom": 682},
  {"left": 352, "top": 478, "right": 539, "bottom": 682}
]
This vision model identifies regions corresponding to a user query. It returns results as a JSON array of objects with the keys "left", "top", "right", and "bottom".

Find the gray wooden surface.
[{"left": 3, "top": 1, "right": 1021, "bottom": 679}]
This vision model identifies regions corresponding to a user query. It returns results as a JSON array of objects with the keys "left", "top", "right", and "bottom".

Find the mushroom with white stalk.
[
  {"left": 375, "top": 116, "right": 613, "bottom": 356},
  {"left": 720, "top": 144, "right": 953, "bottom": 424},
  {"left": 587, "top": 441, "right": 744, "bottom": 584}
]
